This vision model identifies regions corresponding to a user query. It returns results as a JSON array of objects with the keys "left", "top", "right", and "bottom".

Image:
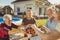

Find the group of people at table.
[{"left": 0, "top": 4, "right": 60, "bottom": 40}]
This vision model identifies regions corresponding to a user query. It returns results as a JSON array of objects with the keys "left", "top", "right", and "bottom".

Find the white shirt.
[{"left": 55, "top": 23, "right": 60, "bottom": 32}]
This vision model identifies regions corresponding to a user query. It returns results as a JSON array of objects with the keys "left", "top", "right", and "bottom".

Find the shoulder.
[
  {"left": 0, "top": 23, "right": 5, "bottom": 27},
  {"left": 11, "top": 23, "right": 18, "bottom": 28},
  {"left": 31, "top": 18, "right": 35, "bottom": 20},
  {"left": 22, "top": 18, "right": 27, "bottom": 22},
  {"left": 22, "top": 18, "right": 27, "bottom": 21},
  {"left": 32, "top": 18, "right": 36, "bottom": 21},
  {"left": 11, "top": 23, "right": 16, "bottom": 25},
  {"left": 23, "top": 18, "right": 26, "bottom": 20},
  {"left": 46, "top": 19, "right": 49, "bottom": 22},
  {"left": 54, "top": 19, "right": 57, "bottom": 22},
  {"left": 31, "top": 18, "right": 36, "bottom": 23}
]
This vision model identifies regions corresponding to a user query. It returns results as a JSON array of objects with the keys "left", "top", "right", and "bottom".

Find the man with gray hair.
[{"left": 0, "top": 14, "right": 18, "bottom": 40}]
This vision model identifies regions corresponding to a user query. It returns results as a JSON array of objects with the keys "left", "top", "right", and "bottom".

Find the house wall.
[
  {"left": 13, "top": 1, "right": 36, "bottom": 16},
  {"left": 13, "top": 1, "right": 50, "bottom": 18},
  {"left": 37, "top": 6, "right": 48, "bottom": 17}
]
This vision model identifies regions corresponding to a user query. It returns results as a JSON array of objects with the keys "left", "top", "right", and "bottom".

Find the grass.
[{"left": 36, "top": 19, "right": 46, "bottom": 26}]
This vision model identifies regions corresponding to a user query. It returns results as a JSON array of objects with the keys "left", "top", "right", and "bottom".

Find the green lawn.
[{"left": 36, "top": 19, "right": 46, "bottom": 26}]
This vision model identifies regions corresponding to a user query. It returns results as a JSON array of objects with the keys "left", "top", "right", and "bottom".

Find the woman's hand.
[
  {"left": 26, "top": 24, "right": 32, "bottom": 28},
  {"left": 42, "top": 26, "right": 51, "bottom": 33}
]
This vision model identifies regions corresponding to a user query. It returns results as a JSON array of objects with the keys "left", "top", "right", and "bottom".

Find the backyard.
[{"left": 36, "top": 19, "right": 46, "bottom": 26}]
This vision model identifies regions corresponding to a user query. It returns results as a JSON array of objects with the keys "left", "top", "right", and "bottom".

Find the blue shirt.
[{"left": 46, "top": 19, "right": 57, "bottom": 31}]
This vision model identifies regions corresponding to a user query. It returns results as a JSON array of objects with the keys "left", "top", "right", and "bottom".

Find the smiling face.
[
  {"left": 4, "top": 14, "right": 12, "bottom": 26},
  {"left": 47, "top": 9, "right": 53, "bottom": 17},
  {"left": 26, "top": 8, "right": 32, "bottom": 19},
  {"left": 5, "top": 17, "right": 12, "bottom": 24}
]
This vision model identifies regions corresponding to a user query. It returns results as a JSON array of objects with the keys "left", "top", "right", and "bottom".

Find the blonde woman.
[
  {"left": 46, "top": 7, "right": 57, "bottom": 31},
  {"left": 30, "top": 6, "right": 60, "bottom": 40}
]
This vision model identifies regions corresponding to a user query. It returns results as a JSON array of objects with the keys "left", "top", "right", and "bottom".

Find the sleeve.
[
  {"left": 55, "top": 25, "right": 60, "bottom": 33},
  {"left": 12, "top": 23, "right": 18, "bottom": 29},
  {"left": 22, "top": 18, "right": 25, "bottom": 25},
  {"left": 33, "top": 18, "right": 36, "bottom": 24}
]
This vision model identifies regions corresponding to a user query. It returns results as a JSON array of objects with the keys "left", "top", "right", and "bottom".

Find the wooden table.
[{"left": 19, "top": 37, "right": 28, "bottom": 40}]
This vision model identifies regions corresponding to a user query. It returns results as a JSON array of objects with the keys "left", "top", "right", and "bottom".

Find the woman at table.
[
  {"left": 30, "top": 6, "right": 60, "bottom": 40},
  {"left": 22, "top": 7, "right": 35, "bottom": 26},
  {"left": 22, "top": 7, "right": 36, "bottom": 34},
  {"left": 21, "top": 7, "right": 41, "bottom": 40}
]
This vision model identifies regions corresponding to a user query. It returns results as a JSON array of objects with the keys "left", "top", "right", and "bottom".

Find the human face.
[
  {"left": 26, "top": 8, "right": 31, "bottom": 18},
  {"left": 4, "top": 17, "right": 12, "bottom": 25},
  {"left": 26, "top": 8, "right": 31, "bottom": 14},
  {"left": 47, "top": 9, "right": 53, "bottom": 17}
]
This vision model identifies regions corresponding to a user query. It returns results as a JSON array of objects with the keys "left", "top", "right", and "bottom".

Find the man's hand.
[{"left": 8, "top": 31, "right": 13, "bottom": 35}]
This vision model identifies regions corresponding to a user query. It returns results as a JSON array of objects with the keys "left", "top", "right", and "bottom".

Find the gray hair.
[{"left": 3, "top": 14, "right": 12, "bottom": 21}]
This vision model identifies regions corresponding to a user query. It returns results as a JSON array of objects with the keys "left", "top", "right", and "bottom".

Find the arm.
[
  {"left": 8, "top": 23, "right": 21, "bottom": 35},
  {"left": 12, "top": 23, "right": 19, "bottom": 28},
  {"left": 46, "top": 20, "right": 48, "bottom": 28},
  {"left": 31, "top": 24, "right": 48, "bottom": 39},
  {"left": 45, "top": 20, "right": 51, "bottom": 33},
  {"left": 42, "top": 26, "right": 51, "bottom": 33},
  {"left": 31, "top": 24, "right": 60, "bottom": 40},
  {"left": 46, "top": 30, "right": 60, "bottom": 40}
]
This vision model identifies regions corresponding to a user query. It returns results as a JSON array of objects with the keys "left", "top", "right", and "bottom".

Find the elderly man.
[{"left": 0, "top": 14, "right": 19, "bottom": 40}]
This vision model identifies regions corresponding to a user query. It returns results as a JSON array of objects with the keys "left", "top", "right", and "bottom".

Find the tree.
[{"left": 35, "top": 0, "right": 51, "bottom": 7}]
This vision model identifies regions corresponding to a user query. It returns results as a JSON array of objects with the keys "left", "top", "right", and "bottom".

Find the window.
[
  {"left": 44, "top": 8, "right": 46, "bottom": 15},
  {"left": 39, "top": 8, "right": 42, "bottom": 15},
  {"left": 17, "top": 7, "right": 20, "bottom": 13}
]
